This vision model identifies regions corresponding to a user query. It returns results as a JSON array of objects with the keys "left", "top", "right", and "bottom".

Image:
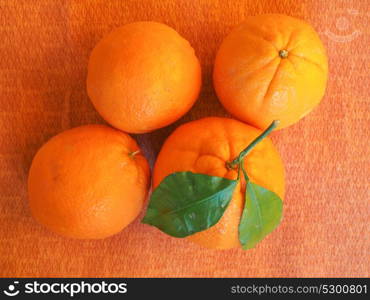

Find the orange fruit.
[
  {"left": 87, "top": 21, "right": 201, "bottom": 134},
  {"left": 152, "top": 117, "right": 285, "bottom": 249},
  {"left": 28, "top": 125, "right": 150, "bottom": 239},
  {"left": 213, "top": 14, "right": 328, "bottom": 130}
]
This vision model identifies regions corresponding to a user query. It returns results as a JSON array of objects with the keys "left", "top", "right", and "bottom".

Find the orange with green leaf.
[{"left": 143, "top": 117, "right": 284, "bottom": 249}]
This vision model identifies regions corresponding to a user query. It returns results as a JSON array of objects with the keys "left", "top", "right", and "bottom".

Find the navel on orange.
[{"left": 214, "top": 14, "right": 328, "bottom": 130}]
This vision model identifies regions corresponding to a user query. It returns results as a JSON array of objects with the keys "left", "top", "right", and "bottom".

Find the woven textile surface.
[{"left": 0, "top": 0, "right": 369, "bottom": 277}]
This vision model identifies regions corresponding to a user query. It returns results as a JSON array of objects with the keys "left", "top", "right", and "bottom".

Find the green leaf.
[
  {"left": 142, "top": 172, "right": 238, "bottom": 238},
  {"left": 239, "top": 181, "right": 283, "bottom": 249}
]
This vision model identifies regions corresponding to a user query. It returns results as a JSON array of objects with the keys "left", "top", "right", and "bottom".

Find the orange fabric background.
[{"left": 0, "top": 0, "right": 369, "bottom": 277}]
